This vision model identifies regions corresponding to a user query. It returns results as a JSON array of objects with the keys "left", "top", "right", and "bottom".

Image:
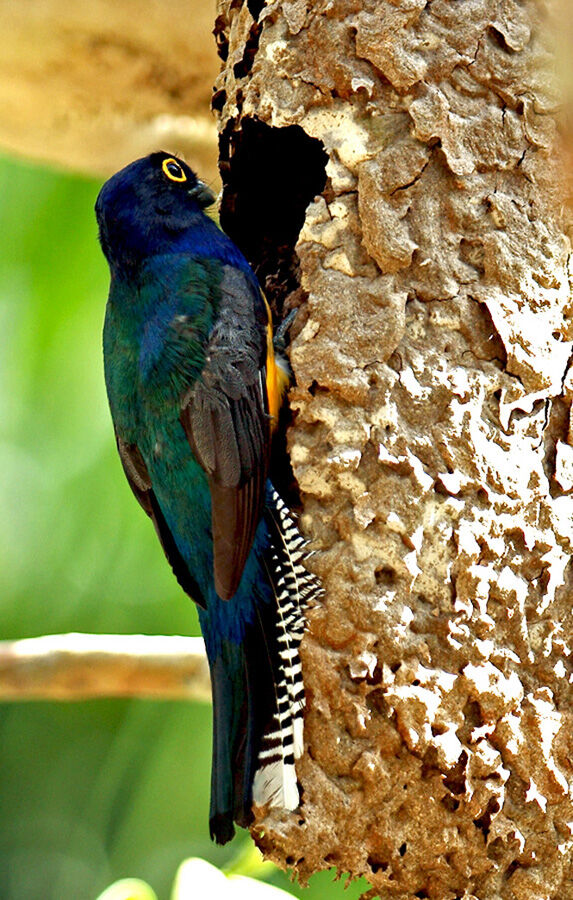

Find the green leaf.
[
  {"left": 227, "top": 875, "right": 298, "bottom": 899},
  {"left": 222, "top": 840, "right": 275, "bottom": 878}
]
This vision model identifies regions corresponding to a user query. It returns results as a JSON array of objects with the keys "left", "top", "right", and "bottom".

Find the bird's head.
[{"left": 95, "top": 152, "right": 216, "bottom": 272}]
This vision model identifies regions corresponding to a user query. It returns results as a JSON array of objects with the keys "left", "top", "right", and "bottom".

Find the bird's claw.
[{"left": 273, "top": 309, "right": 298, "bottom": 354}]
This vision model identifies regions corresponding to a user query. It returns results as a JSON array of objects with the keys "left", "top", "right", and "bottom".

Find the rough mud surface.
[{"left": 214, "top": 1, "right": 573, "bottom": 897}]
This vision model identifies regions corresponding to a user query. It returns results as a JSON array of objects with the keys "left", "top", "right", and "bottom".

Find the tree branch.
[{"left": 0, "top": 633, "right": 212, "bottom": 702}]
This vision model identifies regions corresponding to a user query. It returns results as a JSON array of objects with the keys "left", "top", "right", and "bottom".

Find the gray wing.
[{"left": 180, "top": 266, "right": 272, "bottom": 601}]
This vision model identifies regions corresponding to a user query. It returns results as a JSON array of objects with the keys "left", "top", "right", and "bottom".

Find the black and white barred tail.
[{"left": 253, "top": 488, "right": 323, "bottom": 811}]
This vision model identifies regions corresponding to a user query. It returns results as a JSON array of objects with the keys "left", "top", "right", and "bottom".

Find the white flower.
[{"left": 172, "top": 858, "right": 295, "bottom": 900}]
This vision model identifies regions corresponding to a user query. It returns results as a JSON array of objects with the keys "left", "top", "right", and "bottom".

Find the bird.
[{"left": 95, "top": 151, "right": 321, "bottom": 844}]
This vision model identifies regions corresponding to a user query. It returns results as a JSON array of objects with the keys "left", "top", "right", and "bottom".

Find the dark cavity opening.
[
  {"left": 367, "top": 856, "right": 389, "bottom": 874},
  {"left": 219, "top": 117, "right": 328, "bottom": 312},
  {"left": 233, "top": 21, "right": 263, "bottom": 79},
  {"left": 474, "top": 796, "right": 500, "bottom": 839},
  {"left": 219, "top": 118, "right": 328, "bottom": 507},
  {"left": 247, "top": 0, "right": 266, "bottom": 19}
]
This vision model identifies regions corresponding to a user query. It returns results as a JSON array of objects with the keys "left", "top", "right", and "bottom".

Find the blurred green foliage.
[{"left": 0, "top": 155, "right": 369, "bottom": 900}]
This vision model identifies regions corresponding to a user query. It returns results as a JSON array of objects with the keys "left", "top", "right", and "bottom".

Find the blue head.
[{"left": 95, "top": 152, "right": 217, "bottom": 274}]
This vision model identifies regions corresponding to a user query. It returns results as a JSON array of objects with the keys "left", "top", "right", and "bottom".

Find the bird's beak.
[{"left": 188, "top": 181, "right": 216, "bottom": 209}]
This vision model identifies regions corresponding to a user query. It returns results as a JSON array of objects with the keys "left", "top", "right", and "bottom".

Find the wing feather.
[
  {"left": 180, "top": 266, "right": 272, "bottom": 600},
  {"left": 116, "top": 434, "right": 207, "bottom": 608}
]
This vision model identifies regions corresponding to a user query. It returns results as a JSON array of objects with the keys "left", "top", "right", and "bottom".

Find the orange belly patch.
[{"left": 263, "top": 298, "right": 290, "bottom": 429}]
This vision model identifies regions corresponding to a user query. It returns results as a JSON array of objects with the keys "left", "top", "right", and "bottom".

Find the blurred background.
[{"left": 0, "top": 0, "right": 371, "bottom": 894}]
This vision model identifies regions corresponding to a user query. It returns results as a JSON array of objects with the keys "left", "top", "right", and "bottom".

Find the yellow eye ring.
[{"left": 162, "top": 157, "right": 187, "bottom": 182}]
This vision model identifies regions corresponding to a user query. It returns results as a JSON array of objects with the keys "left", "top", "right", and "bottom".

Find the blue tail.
[
  {"left": 202, "top": 487, "right": 321, "bottom": 845},
  {"left": 206, "top": 602, "right": 277, "bottom": 844}
]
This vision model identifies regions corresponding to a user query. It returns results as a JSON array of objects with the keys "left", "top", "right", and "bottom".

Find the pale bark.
[{"left": 214, "top": 1, "right": 573, "bottom": 898}]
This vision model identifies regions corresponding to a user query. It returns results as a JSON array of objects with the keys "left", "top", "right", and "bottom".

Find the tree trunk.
[{"left": 214, "top": 1, "right": 573, "bottom": 897}]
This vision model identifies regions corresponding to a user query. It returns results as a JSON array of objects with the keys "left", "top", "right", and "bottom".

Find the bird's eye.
[{"left": 162, "top": 158, "right": 187, "bottom": 182}]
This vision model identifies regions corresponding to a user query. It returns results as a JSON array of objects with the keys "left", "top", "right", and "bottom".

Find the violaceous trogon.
[{"left": 95, "top": 151, "right": 321, "bottom": 844}]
